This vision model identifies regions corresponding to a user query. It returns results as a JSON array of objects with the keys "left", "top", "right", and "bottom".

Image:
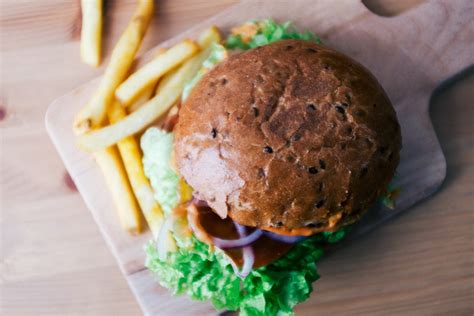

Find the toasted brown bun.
[{"left": 174, "top": 39, "right": 401, "bottom": 236}]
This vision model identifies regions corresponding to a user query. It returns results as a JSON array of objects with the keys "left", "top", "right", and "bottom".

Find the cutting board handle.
[{"left": 377, "top": 0, "right": 474, "bottom": 86}]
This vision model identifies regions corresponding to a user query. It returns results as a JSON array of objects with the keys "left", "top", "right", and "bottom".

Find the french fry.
[
  {"left": 94, "top": 146, "right": 143, "bottom": 234},
  {"left": 108, "top": 100, "right": 164, "bottom": 237},
  {"left": 196, "top": 26, "right": 222, "bottom": 49},
  {"left": 154, "top": 48, "right": 208, "bottom": 94},
  {"left": 116, "top": 40, "right": 200, "bottom": 107},
  {"left": 74, "top": 0, "right": 153, "bottom": 134},
  {"left": 76, "top": 45, "right": 214, "bottom": 152},
  {"left": 128, "top": 48, "right": 167, "bottom": 112},
  {"left": 152, "top": 27, "right": 221, "bottom": 96},
  {"left": 154, "top": 26, "right": 221, "bottom": 97},
  {"left": 128, "top": 84, "right": 156, "bottom": 112},
  {"left": 76, "top": 27, "right": 221, "bottom": 151},
  {"left": 80, "top": 0, "right": 102, "bottom": 67}
]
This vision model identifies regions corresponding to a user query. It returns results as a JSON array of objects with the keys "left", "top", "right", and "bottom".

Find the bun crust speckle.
[{"left": 175, "top": 39, "right": 401, "bottom": 236}]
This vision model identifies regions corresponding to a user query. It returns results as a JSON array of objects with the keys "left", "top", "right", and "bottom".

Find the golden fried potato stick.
[
  {"left": 94, "top": 146, "right": 143, "bottom": 234},
  {"left": 127, "top": 48, "right": 167, "bottom": 112},
  {"left": 77, "top": 45, "right": 214, "bottom": 151},
  {"left": 80, "top": 0, "right": 103, "bottom": 67},
  {"left": 76, "top": 27, "right": 221, "bottom": 151},
  {"left": 116, "top": 40, "right": 199, "bottom": 107},
  {"left": 74, "top": 0, "right": 153, "bottom": 134},
  {"left": 154, "top": 26, "right": 221, "bottom": 97},
  {"left": 108, "top": 100, "right": 164, "bottom": 237},
  {"left": 127, "top": 84, "right": 155, "bottom": 112},
  {"left": 197, "top": 26, "right": 222, "bottom": 50}
]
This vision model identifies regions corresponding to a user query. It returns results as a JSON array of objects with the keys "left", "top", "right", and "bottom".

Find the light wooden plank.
[
  {"left": 2, "top": 0, "right": 473, "bottom": 315},
  {"left": 44, "top": 0, "right": 474, "bottom": 314}
]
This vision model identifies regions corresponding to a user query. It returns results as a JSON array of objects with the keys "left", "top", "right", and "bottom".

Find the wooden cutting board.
[{"left": 45, "top": 0, "right": 473, "bottom": 314}]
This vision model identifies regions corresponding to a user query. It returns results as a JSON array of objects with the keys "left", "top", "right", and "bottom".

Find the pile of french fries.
[{"left": 76, "top": 0, "right": 222, "bottom": 236}]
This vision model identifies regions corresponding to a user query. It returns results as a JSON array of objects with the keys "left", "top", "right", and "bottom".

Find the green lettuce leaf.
[
  {"left": 226, "top": 19, "right": 321, "bottom": 50},
  {"left": 146, "top": 227, "right": 350, "bottom": 315}
]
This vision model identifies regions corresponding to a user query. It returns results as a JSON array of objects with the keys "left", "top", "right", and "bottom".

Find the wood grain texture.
[{"left": 2, "top": 0, "right": 473, "bottom": 315}]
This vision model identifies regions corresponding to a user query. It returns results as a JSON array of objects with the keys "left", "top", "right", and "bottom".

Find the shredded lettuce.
[
  {"left": 226, "top": 19, "right": 321, "bottom": 51},
  {"left": 141, "top": 128, "right": 180, "bottom": 215},
  {"left": 146, "top": 227, "right": 350, "bottom": 316}
]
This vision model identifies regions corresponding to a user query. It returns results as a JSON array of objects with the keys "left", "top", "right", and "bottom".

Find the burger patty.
[{"left": 175, "top": 39, "right": 401, "bottom": 236}]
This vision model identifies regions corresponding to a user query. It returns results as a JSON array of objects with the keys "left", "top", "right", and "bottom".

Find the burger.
[{"left": 142, "top": 20, "right": 401, "bottom": 315}]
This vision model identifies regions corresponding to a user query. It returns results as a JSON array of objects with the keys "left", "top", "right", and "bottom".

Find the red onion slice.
[
  {"left": 238, "top": 245, "right": 255, "bottom": 278},
  {"left": 212, "top": 229, "right": 263, "bottom": 249},
  {"left": 234, "top": 222, "right": 247, "bottom": 236},
  {"left": 263, "top": 231, "right": 306, "bottom": 243},
  {"left": 229, "top": 223, "right": 255, "bottom": 278}
]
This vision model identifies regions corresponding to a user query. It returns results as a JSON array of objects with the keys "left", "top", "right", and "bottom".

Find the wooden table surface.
[{"left": 1, "top": 0, "right": 472, "bottom": 315}]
